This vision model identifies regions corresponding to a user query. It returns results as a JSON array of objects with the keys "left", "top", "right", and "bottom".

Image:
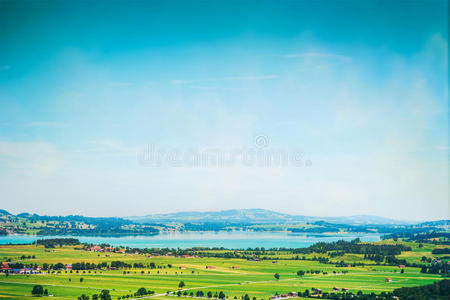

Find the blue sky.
[{"left": 0, "top": 0, "right": 448, "bottom": 220}]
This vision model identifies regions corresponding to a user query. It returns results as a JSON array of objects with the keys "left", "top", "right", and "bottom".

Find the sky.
[{"left": 0, "top": 0, "right": 448, "bottom": 220}]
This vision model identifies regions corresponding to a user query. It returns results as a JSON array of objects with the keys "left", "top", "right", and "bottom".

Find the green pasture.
[{"left": 0, "top": 244, "right": 445, "bottom": 299}]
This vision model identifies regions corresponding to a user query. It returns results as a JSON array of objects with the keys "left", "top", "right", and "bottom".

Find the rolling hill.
[{"left": 127, "top": 208, "right": 408, "bottom": 225}]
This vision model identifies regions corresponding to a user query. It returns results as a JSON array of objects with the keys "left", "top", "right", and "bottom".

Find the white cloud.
[
  {"left": 108, "top": 81, "right": 133, "bottom": 87},
  {"left": 81, "top": 139, "right": 139, "bottom": 156},
  {"left": 25, "top": 121, "right": 69, "bottom": 127},
  {"left": 0, "top": 141, "right": 66, "bottom": 177},
  {"left": 172, "top": 75, "right": 278, "bottom": 85},
  {"left": 186, "top": 85, "right": 252, "bottom": 91},
  {"left": 282, "top": 52, "right": 352, "bottom": 63},
  {"left": 434, "top": 145, "right": 450, "bottom": 151}
]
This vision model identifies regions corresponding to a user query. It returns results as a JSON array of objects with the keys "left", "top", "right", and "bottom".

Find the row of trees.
[
  {"left": 432, "top": 248, "right": 450, "bottom": 255},
  {"left": 392, "top": 279, "right": 449, "bottom": 299},
  {"left": 420, "top": 263, "right": 449, "bottom": 277},
  {"left": 35, "top": 238, "right": 80, "bottom": 248},
  {"left": 77, "top": 290, "right": 111, "bottom": 300},
  {"left": 37, "top": 260, "right": 171, "bottom": 271},
  {"left": 117, "top": 287, "right": 155, "bottom": 299},
  {"left": 173, "top": 290, "right": 226, "bottom": 299},
  {"left": 292, "top": 239, "right": 411, "bottom": 256}
]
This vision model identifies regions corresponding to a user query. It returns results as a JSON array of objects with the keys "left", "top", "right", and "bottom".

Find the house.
[
  {"left": 386, "top": 278, "right": 392, "bottom": 282},
  {"left": 398, "top": 265, "right": 405, "bottom": 268},
  {"left": 288, "top": 292, "right": 297, "bottom": 296},
  {"left": 90, "top": 246, "right": 103, "bottom": 252},
  {"left": 231, "top": 266, "right": 240, "bottom": 269},
  {"left": 179, "top": 266, "right": 186, "bottom": 269},
  {"left": 272, "top": 261, "right": 278, "bottom": 264},
  {"left": 280, "top": 294, "right": 288, "bottom": 298},
  {"left": 182, "top": 255, "right": 191, "bottom": 258},
  {"left": 205, "top": 266, "right": 216, "bottom": 269},
  {"left": 342, "top": 288, "right": 349, "bottom": 291},
  {"left": 1, "top": 262, "right": 11, "bottom": 272},
  {"left": 65, "top": 264, "right": 72, "bottom": 270},
  {"left": 333, "top": 287, "right": 340, "bottom": 291}
]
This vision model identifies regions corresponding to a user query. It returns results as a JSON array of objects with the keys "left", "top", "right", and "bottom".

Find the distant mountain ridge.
[
  {"left": 1, "top": 208, "right": 427, "bottom": 225},
  {"left": 127, "top": 208, "right": 410, "bottom": 225}
]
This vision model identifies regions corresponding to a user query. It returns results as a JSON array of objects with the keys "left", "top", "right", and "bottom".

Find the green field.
[{"left": 0, "top": 242, "right": 446, "bottom": 299}]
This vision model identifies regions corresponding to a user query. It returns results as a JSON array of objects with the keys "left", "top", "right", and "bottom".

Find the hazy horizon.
[
  {"left": 0, "top": 207, "right": 446, "bottom": 223},
  {"left": 0, "top": 0, "right": 448, "bottom": 221}
]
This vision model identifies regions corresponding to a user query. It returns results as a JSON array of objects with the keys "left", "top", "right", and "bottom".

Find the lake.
[{"left": 0, "top": 232, "right": 380, "bottom": 249}]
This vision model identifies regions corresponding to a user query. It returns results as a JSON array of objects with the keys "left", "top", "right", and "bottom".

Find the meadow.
[{"left": 0, "top": 241, "right": 446, "bottom": 299}]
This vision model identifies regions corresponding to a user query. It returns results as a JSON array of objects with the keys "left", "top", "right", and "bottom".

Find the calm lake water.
[{"left": 0, "top": 232, "right": 380, "bottom": 249}]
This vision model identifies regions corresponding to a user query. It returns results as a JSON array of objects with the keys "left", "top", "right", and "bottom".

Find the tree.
[
  {"left": 99, "top": 290, "right": 111, "bottom": 300},
  {"left": 207, "top": 291, "right": 213, "bottom": 298},
  {"left": 80, "top": 277, "right": 84, "bottom": 283},
  {"left": 32, "top": 285, "right": 44, "bottom": 297},
  {"left": 137, "top": 288, "right": 147, "bottom": 296},
  {"left": 243, "top": 294, "right": 250, "bottom": 300},
  {"left": 178, "top": 281, "right": 185, "bottom": 288},
  {"left": 303, "top": 289, "right": 310, "bottom": 297},
  {"left": 218, "top": 291, "right": 226, "bottom": 299},
  {"left": 400, "top": 269, "right": 405, "bottom": 274},
  {"left": 274, "top": 273, "right": 280, "bottom": 280},
  {"left": 43, "top": 289, "right": 48, "bottom": 296}
]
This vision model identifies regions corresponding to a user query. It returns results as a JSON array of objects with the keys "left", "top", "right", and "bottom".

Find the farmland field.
[{"left": 0, "top": 241, "right": 446, "bottom": 299}]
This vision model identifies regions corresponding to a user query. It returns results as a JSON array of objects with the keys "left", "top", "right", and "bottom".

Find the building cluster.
[
  {"left": 1, "top": 262, "right": 39, "bottom": 274},
  {"left": 271, "top": 292, "right": 298, "bottom": 298},
  {"left": 88, "top": 245, "right": 118, "bottom": 252},
  {"left": 270, "top": 287, "right": 351, "bottom": 299}
]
